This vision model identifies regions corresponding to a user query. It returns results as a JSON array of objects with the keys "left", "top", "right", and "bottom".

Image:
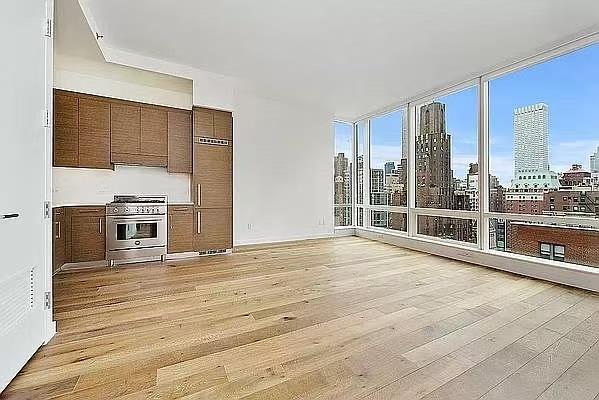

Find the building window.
[
  {"left": 334, "top": 121, "right": 353, "bottom": 227},
  {"left": 540, "top": 242, "right": 565, "bottom": 262}
]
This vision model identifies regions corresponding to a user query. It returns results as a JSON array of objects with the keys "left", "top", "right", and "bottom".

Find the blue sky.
[{"left": 336, "top": 42, "right": 599, "bottom": 187}]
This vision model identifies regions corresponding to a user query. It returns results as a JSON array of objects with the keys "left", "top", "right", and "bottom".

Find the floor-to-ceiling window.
[
  {"left": 356, "top": 120, "right": 367, "bottom": 227},
  {"left": 486, "top": 42, "right": 599, "bottom": 268},
  {"left": 333, "top": 36, "right": 599, "bottom": 273},
  {"left": 333, "top": 121, "right": 353, "bottom": 227},
  {"left": 369, "top": 109, "right": 407, "bottom": 232},
  {"left": 414, "top": 86, "right": 479, "bottom": 244}
]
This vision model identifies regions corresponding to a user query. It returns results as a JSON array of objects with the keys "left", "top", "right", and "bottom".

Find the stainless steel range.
[{"left": 106, "top": 195, "right": 167, "bottom": 265}]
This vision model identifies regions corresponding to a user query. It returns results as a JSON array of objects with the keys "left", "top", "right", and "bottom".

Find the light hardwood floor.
[{"left": 3, "top": 236, "right": 599, "bottom": 399}]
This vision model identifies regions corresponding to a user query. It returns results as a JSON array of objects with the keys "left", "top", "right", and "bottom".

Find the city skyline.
[{"left": 351, "top": 42, "right": 599, "bottom": 187}]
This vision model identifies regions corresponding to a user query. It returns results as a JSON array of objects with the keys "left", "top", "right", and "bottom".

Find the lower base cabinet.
[
  {"left": 168, "top": 205, "right": 194, "bottom": 253},
  {"left": 51, "top": 204, "right": 233, "bottom": 270},
  {"left": 52, "top": 206, "right": 106, "bottom": 270},
  {"left": 193, "top": 208, "right": 233, "bottom": 252}
]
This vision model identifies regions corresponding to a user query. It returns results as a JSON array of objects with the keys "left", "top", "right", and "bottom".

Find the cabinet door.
[
  {"left": 53, "top": 92, "right": 79, "bottom": 167},
  {"left": 168, "top": 207, "right": 193, "bottom": 253},
  {"left": 71, "top": 216, "right": 105, "bottom": 262},
  {"left": 193, "top": 208, "right": 232, "bottom": 251},
  {"left": 167, "top": 110, "right": 192, "bottom": 174},
  {"left": 213, "top": 110, "right": 233, "bottom": 141},
  {"left": 79, "top": 97, "right": 111, "bottom": 169},
  {"left": 52, "top": 209, "right": 66, "bottom": 273},
  {"left": 111, "top": 102, "right": 140, "bottom": 159},
  {"left": 193, "top": 107, "right": 214, "bottom": 137},
  {"left": 141, "top": 107, "right": 168, "bottom": 159},
  {"left": 193, "top": 143, "right": 232, "bottom": 208}
]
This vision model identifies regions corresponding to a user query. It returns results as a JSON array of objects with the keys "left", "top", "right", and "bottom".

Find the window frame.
[{"left": 342, "top": 32, "right": 599, "bottom": 271}]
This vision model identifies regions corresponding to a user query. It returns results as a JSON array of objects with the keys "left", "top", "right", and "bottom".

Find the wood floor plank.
[{"left": 1, "top": 236, "right": 596, "bottom": 400}]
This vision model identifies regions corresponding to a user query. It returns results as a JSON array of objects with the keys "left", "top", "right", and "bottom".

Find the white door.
[{"left": 0, "top": 0, "right": 54, "bottom": 392}]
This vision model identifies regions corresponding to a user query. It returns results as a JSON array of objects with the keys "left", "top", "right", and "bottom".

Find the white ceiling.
[{"left": 65, "top": 0, "right": 599, "bottom": 119}]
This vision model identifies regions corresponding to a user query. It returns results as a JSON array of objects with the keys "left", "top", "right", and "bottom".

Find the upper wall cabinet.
[
  {"left": 168, "top": 110, "right": 193, "bottom": 174},
  {"left": 78, "top": 96, "right": 111, "bottom": 169},
  {"left": 110, "top": 101, "right": 141, "bottom": 160},
  {"left": 193, "top": 107, "right": 232, "bottom": 141},
  {"left": 54, "top": 90, "right": 193, "bottom": 171},
  {"left": 53, "top": 91, "right": 79, "bottom": 167},
  {"left": 53, "top": 90, "right": 112, "bottom": 170},
  {"left": 111, "top": 102, "right": 168, "bottom": 167}
]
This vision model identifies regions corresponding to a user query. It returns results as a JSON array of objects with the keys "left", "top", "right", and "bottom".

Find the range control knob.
[{"left": 113, "top": 207, "right": 118, "bottom": 213}]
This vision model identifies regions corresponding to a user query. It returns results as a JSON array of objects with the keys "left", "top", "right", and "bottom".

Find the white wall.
[
  {"left": 53, "top": 54, "right": 193, "bottom": 206},
  {"left": 233, "top": 90, "right": 334, "bottom": 245},
  {"left": 53, "top": 165, "right": 190, "bottom": 205}
]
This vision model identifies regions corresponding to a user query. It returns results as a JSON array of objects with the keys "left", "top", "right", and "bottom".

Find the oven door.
[{"left": 106, "top": 215, "right": 166, "bottom": 251}]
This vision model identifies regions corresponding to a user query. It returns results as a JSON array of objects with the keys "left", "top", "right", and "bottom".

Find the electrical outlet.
[{"left": 247, "top": 223, "right": 252, "bottom": 230}]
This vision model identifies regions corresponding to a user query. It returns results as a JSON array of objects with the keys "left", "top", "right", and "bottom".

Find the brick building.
[
  {"left": 508, "top": 222, "right": 599, "bottom": 268},
  {"left": 544, "top": 189, "right": 599, "bottom": 216}
]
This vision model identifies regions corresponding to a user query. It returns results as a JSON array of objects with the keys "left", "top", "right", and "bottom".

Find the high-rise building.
[
  {"left": 401, "top": 111, "right": 408, "bottom": 159},
  {"left": 384, "top": 161, "right": 395, "bottom": 175},
  {"left": 334, "top": 153, "right": 352, "bottom": 225},
  {"left": 416, "top": 102, "right": 453, "bottom": 209},
  {"left": 370, "top": 168, "right": 387, "bottom": 205},
  {"left": 590, "top": 146, "right": 599, "bottom": 173},
  {"left": 514, "top": 103, "right": 549, "bottom": 173}
]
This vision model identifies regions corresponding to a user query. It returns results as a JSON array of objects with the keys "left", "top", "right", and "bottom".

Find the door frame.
[{"left": 43, "top": 0, "right": 57, "bottom": 343}]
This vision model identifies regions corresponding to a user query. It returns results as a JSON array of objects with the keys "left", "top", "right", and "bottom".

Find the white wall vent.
[{"left": 0, "top": 267, "right": 35, "bottom": 337}]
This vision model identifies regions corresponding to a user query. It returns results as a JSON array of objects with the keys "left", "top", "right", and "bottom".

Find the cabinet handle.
[
  {"left": 55, "top": 221, "right": 61, "bottom": 239},
  {"left": 197, "top": 184, "right": 202, "bottom": 206},
  {"left": 169, "top": 215, "right": 173, "bottom": 230},
  {"left": 197, "top": 211, "right": 201, "bottom": 234},
  {"left": 99, "top": 218, "right": 102, "bottom": 234},
  {"left": 1, "top": 213, "right": 19, "bottom": 220}
]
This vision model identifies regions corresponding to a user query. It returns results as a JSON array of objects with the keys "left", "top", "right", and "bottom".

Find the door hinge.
[
  {"left": 44, "top": 18, "right": 53, "bottom": 38},
  {"left": 44, "top": 201, "right": 51, "bottom": 219},
  {"left": 44, "top": 291, "right": 51, "bottom": 310},
  {"left": 43, "top": 109, "right": 50, "bottom": 128}
]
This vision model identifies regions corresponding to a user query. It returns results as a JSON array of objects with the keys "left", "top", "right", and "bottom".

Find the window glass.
[
  {"left": 370, "top": 210, "right": 407, "bottom": 232},
  {"left": 417, "top": 216, "right": 477, "bottom": 244},
  {"left": 489, "top": 43, "right": 599, "bottom": 218},
  {"left": 490, "top": 218, "right": 599, "bottom": 268},
  {"left": 370, "top": 110, "right": 407, "bottom": 207},
  {"left": 334, "top": 121, "right": 353, "bottom": 226}
]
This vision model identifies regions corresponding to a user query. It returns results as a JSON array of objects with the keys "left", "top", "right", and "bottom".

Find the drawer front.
[
  {"left": 69, "top": 206, "right": 105, "bottom": 216},
  {"left": 168, "top": 205, "right": 193, "bottom": 214}
]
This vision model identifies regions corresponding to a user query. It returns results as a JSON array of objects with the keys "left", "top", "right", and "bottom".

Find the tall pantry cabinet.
[{"left": 192, "top": 107, "right": 233, "bottom": 252}]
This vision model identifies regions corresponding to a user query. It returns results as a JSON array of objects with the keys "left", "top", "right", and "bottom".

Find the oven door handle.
[{"left": 109, "top": 218, "right": 165, "bottom": 224}]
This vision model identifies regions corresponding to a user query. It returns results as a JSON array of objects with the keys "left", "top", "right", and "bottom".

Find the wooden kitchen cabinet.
[
  {"left": 70, "top": 207, "right": 106, "bottom": 263},
  {"left": 52, "top": 208, "right": 66, "bottom": 273},
  {"left": 53, "top": 91, "right": 79, "bottom": 167},
  {"left": 193, "top": 107, "right": 214, "bottom": 138},
  {"left": 78, "top": 96, "right": 111, "bottom": 169},
  {"left": 53, "top": 90, "right": 112, "bottom": 169},
  {"left": 193, "top": 208, "right": 232, "bottom": 252},
  {"left": 213, "top": 110, "right": 233, "bottom": 141},
  {"left": 191, "top": 106, "right": 233, "bottom": 252},
  {"left": 140, "top": 106, "right": 168, "bottom": 166},
  {"left": 193, "top": 107, "right": 232, "bottom": 141},
  {"left": 110, "top": 101, "right": 141, "bottom": 164},
  {"left": 192, "top": 143, "right": 232, "bottom": 208},
  {"left": 168, "top": 205, "right": 194, "bottom": 253},
  {"left": 54, "top": 90, "right": 193, "bottom": 171},
  {"left": 167, "top": 110, "right": 193, "bottom": 174}
]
